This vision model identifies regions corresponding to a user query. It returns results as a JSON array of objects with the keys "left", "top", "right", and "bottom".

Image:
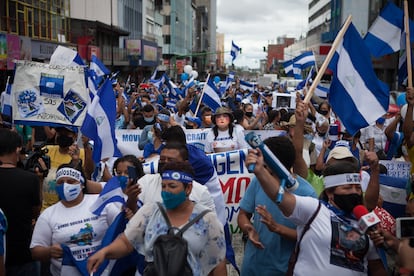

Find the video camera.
[{"left": 24, "top": 141, "right": 51, "bottom": 177}]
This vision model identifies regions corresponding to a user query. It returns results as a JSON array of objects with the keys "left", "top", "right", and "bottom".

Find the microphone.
[
  {"left": 245, "top": 132, "right": 298, "bottom": 196},
  {"left": 353, "top": 205, "right": 381, "bottom": 233}
]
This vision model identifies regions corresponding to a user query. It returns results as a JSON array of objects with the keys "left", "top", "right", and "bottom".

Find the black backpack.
[{"left": 143, "top": 202, "right": 210, "bottom": 276}]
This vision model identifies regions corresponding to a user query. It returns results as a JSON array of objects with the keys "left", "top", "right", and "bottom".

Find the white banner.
[
  {"left": 114, "top": 129, "right": 285, "bottom": 234},
  {"left": 379, "top": 160, "right": 412, "bottom": 179},
  {"left": 11, "top": 61, "right": 88, "bottom": 126},
  {"left": 115, "top": 129, "right": 286, "bottom": 158}
]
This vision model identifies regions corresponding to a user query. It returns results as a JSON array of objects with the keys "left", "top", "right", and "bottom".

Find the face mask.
[
  {"left": 376, "top": 117, "right": 385, "bottom": 125},
  {"left": 185, "top": 123, "right": 194, "bottom": 129},
  {"left": 317, "top": 132, "right": 326, "bottom": 137},
  {"left": 161, "top": 190, "right": 187, "bottom": 209},
  {"left": 144, "top": 116, "right": 154, "bottom": 123},
  {"left": 55, "top": 182, "right": 82, "bottom": 202},
  {"left": 333, "top": 193, "right": 363, "bottom": 214},
  {"left": 319, "top": 110, "right": 329, "bottom": 116},
  {"left": 117, "top": 175, "right": 128, "bottom": 190},
  {"left": 57, "top": 135, "right": 74, "bottom": 148},
  {"left": 245, "top": 112, "right": 253, "bottom": 117}
]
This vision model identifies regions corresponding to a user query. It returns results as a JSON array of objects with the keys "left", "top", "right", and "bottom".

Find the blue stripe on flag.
[
  {"left": 328, "top": 23, "right": 389, "bottom": 136},
  {"left": 202, "top": 78, "right": 222, "bottom": 111},
  {"left": 81, "top": 79, "right": 122, "bottom": 164}
]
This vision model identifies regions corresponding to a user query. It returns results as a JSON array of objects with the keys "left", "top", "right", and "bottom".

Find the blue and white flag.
[
  {"left": 150, "top": 74, "right": 166, "bottom": 90},
  {"left": 239, "top": 80, "right": 255, "bottom": 91},
  {"left": 294, "top": 51, "right": 316, "bottom": 69},
  {"left": 398, "top": 31, "right": 414, "bottom": 86},
  {"left": 364, "top": 1, "right": 414, "bottom": 58},
  {"left": 150, "top": 68, "right": 158, "bottom": 81},
  {"left": 314, "top": 84, "right": 330, "bottom": 99},
  {"left": 230, "top": 41, "right": 240, "bottom": 62},
  {"left": 164, "top": 75, "right": 183, "bottom": 99},
  {"left": 81, "top": 79, "right": 122, "bottom": 164},
  {"left": 225, "top": 71, "right": 235, "bottom": 90},
  {"left": 1, "top": 77, "right": 12, "bottom": 118},
  {"left": 90, "top": 176, "right": 125, "bottom": 216},
  {"left": 293, "top": 63, "right": 302, "bottom": 79},
  {"left": 328, "top": 23, "right": 389, "bottom": 136},
  {"left": 283, "top": 60, "right": 294, "bottom": 77},
  {"left": 166, "top": 97, "right": 178, "bottom": 112},
  {"left": 296, "top": 66, "right": 315, "bottom": 90},
  {"left": 89, "top": 55, "right": 110, "bottom": 89},
  {"left": 50, "top": 45, "right": 85, "bottom": 66},
  {"left": 202, "top": 78, "right": 222, "bottom": 111}
]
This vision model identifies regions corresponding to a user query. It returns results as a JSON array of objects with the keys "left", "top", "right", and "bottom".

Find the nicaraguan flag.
[
  {"left": 90, "top": 55, "right": 110, "bottom": 89},
  {"left": 294, "top": 51, "right": 316, "bottom": 69},
  {"left": 315, "top": 84, "right": 330, "bottom": 99},
  {"left": 293, "top": 63, "right": 302, "bottom": 79},
  {"left": 166, "top": 98, "right": 178, "bottom": 112},
  {"left": 50, "top": 45, "right": 85, "bottom": 66},
  {"left": 225, "top": 71, "right": 235, "bottom": 90},
  {"left": 283, "top": 60, "right": 294, "bottom": 77},
  {"left": 164, "top": 75, "right": 183, "bottom": 99},
  {"left": 328, "top": 23, "right": 389, "bottom": 136},
  {"left": 296, "top": 66, "right": 315, "bottom": 90},
  {"left": 230, "top": 41, "right": 240, "bottom": 62},
  {"left": 398, "top": 31, "right": 414, "bottom": 86},
  {"left": 150, "top": 68, "right": 158, "bottom": 81},
  {"left": 150, "top": 73, "right": 165, "bottom": 90},
  {"left": 364, "top": 1, "right": 414, "bottom": 57},
  {"left": 1, "top": 77, "right": 12, "bottom": 118},
  {"left": 81, "top": 79, "right": 122, "bottom": 164},
  {"left": 239, "top": 80, "right": 254, "bottom": 91},
  {"left": 202, "top": 78, "right": 222, "bottom": 111},
  {"left": 90, "top": 176, "right": 125, "bottom": 216}
]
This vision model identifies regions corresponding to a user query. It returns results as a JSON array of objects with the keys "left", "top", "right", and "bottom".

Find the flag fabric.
[
  {"left": 50, "top": 45, "right": 85, "bottom": 66},
  {"left": 398, "top": 31, "right": 414, "bottom": 86},
  {"left": 328, "top": 23, "right": 389, "bottom": 136},
  {"left": 296, "top": 66, "right": 315, "bottom": 90},
  {"left": 202, "top": 78, "right": 222, "bottom": 111},
  {"left": 1, "top": 77, "right": 12, "bottom": 118},
  {"left": 294, "top": 51, "right": 316, "bottom": 69},
  {"left": 225, "top": 71, "right": 235, "bottom": 90},
  {"left": 283, "top": 60, "right": 294, "bottom": 77},
  {"left": 314, "top": 84, "right": 330, "bottom": 99},
  {"left": 150, "top": 68, "right": 158, "bottom": 81},
  {"left": 293, "top": 63, "right": 302, "bottom": 79},
  {"left": 364, "top": 1, "right": 414, "bottom": 58},
  {"left": 230, "top": 41, "right": 240, "bottom": 62},
  {"left": 166, "top": 98, "right": 178, "bottom": 112},
  {"left": 90, "top": 176, "right": 125, "bottom": 216},
  {"left": 164, "top": 75, "right": 183, "bottom": 99},
  {"left": 81, "top": 79, "right": 122, "bottom": 164},
  {"left": 89, "top": 55, "right": 110, "bottom": 89},
  {"left": 239, "top": 80, "right": 255, "bottom": 92},
  {"left": 150, "top": 74, "right": 165, "bottom": 90}
]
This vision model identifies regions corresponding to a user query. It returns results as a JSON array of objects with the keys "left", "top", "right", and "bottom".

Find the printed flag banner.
[{"left": 11, "top": 61, "right": 88, "bottom": 127}]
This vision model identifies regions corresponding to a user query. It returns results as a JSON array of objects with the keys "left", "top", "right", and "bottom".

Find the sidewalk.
[{"left": 226, "top": 233, "right": 244, "bottom": 276}]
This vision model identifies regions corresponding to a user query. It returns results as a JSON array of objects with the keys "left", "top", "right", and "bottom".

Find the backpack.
[{"left": 143, "top": 202, "right": 210, "bottom": 276}]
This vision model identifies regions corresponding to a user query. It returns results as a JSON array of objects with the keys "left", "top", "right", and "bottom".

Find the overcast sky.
[{"left": 217, "top": 0, "right": 308, "bottom": 68}]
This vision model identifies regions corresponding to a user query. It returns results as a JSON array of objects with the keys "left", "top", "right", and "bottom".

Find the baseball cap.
[{"left": 327, "top": 146, "right": 356, "bottom": 162}]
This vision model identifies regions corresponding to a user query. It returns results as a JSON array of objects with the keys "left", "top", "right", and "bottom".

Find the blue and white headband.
[
  {"left": 324, "top": 173, "right": 361, "bottom": 189},
  {"left": 157, "top": 113, "right": 170, "bottom": 122},
  {"left": 161, "top": 170, "right": 193, "bottom": 184},
  {"left": 56, "top": 168, "right": 85, "bottom": 184}
]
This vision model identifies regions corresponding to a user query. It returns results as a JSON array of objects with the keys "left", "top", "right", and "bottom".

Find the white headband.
[
  {"left": 324, "top": 173, "right": 361, "bottom": 189},
  {"left": 56, "top": 168, "right": 85, "bottom": 184}
]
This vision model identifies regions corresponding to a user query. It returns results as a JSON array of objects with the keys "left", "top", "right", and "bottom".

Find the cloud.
[{"left": 217, "top": 0, "right": 308, "bottom": 68}]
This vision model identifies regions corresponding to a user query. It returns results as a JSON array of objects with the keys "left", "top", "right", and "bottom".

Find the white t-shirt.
[
  {"left": 204, "top": 126, "right": 249, "bottom": 153},
  {"left": 288, "top": 195, "right": 380, "bottom": 276},
  {"left": 367, "top": 124, "right": 387, "bottom": 152},
  {"left": 30, "top": 195, "right": 120, "bottom": 276},
  {"left": 137, "top": 174, "right": 216, "bottom": 213}
]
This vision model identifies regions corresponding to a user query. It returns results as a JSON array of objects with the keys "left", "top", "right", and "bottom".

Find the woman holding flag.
[{"left": 30, "top": 164, "right": 120, "bottom": 276}]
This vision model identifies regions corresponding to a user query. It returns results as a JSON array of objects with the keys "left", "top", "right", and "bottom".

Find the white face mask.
[
  {"left": 56, "top": 182, "right": 82, "bottom": 202},
  {"left": 144, "top": 116, "right": 154, "bottom": 122}
]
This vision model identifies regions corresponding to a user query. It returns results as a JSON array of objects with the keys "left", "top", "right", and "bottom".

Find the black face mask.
[
  {"left": 57, "top": 135, "right": 74, "bottom": 148},
  {"left": 317, "top": 132, "right": 326, "bottom": 137},
  {"left": 245, "top": 112, "right": 253, "bottom": 117},
  {"left": 319, "top": 110, "right": 329, "bottom": 116},
  {"left": 333, "top": 193, "right": 363, "bottom": 214}
]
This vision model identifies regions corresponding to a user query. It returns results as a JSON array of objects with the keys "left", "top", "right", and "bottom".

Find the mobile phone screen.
[
  {"left": 397, "top": 218, "right": 414, "bottom": 239},
  {"left": 127, "top": 166, "right": 137, "bottom": 181}
]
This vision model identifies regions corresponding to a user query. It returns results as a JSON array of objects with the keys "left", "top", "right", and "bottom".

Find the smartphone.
[
  {"left": 127, "top": 166, "right": 137, "bottom": 181},
  {"left": 396, "top": 217, "right": 414, "bottom": 239}
]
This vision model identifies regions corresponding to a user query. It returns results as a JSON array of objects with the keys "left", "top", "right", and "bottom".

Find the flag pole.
[
  {"left": 304, "top": 15, "right": 353, "bottom": 104},
  {"left": 194, "top": 74, "right": 210, "bottom": 115},
  {"left": 404, "top": 0, "right": 412, "bottom": 88}
]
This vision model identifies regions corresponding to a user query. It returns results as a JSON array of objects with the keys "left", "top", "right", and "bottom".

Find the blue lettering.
[
  {"left": 122, "top": 134, "right": 140, "bottom": 142},
  {"left": 225, "top": 205, "right": 240, "bottom": 223}
]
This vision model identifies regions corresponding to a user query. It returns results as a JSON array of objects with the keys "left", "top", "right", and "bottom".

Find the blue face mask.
[
  {"left": 55, "top": 182, "right": 82, "bottom": 202},
  {"left": 376, "top": 117, "right": 386, "bottom": 125},
  {"left": 161, "top": 190, "right": 187, "bottom": 209},
  {"left": 117, "top": 175, "right": 128, "bottom": 190}
]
